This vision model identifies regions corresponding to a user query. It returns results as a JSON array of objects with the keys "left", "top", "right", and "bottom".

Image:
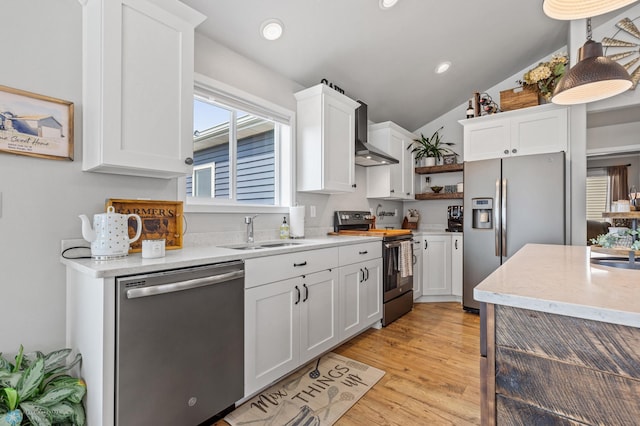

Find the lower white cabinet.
[
  {"left": 418, "top": 233, "right": 463, "bottom": 299},
  {"left": 244, "top": 241, "right": 382, "bottom": 397},
  {"left": 451, "top": 234, "right": 463, "bottom": 297},
  {"left": 244, "top": 268, "right": 338, "bottom": 396},
  {"left": 338, "top": 258, "right": 382, "bottom": 340},
  {"left": 422, "top": 235, "right": 452, "bottom": 296}
]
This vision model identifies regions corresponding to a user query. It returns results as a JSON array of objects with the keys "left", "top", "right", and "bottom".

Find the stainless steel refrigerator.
[{"left": 463, "top": 152, "right": 566, "bottom": 311}]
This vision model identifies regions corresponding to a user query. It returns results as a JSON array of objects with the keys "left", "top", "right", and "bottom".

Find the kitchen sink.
[{"left": 221, "top": 241, "right": 306, "bottom": 250}]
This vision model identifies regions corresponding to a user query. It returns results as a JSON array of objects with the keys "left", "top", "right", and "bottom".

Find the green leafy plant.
[
  {"left": 0, "top": 345, "right": 86, "bottom": 426},
  {"left": 590, "top": 229, "right": 640, "bottom": 250},
  {"left": 407, "top": 126, "right": 455, "bottom": 161}
]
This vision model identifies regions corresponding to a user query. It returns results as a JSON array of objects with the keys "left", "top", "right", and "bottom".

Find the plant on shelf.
[
  {"left": 407, "top": 126, "right": 455, "bottom": 166},
  {"left": 0, "top": 345, "right": 86, "bottom": 426}
]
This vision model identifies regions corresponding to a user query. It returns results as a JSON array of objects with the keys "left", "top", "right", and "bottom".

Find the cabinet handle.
[
  {"left": 424, "top": 240, "right": 428, "bottom": 250},
  {"left": 295, "top": 285, "right": 300, "bottom": 305},
  {"left": 390, "top": 189, "right": 395, "bottom": 193},
  {"left": 184, "top": 157, "right": 194, "bottom": 165},
  {"left": 293, "top": 261, "right": 307, "bottom": 267},
  {"left": 360, "top": 268, "right": 365, "bottom": 282},
  {"left": 512, "top": 148, "right": 517, "bottom": 154},
  {"left": 455, "top": 239, "right": 458, "bottom": 250},
  {"left": 352, "top": 184, "right": 357, "bottom": 188},
  {"left": 364, "top": 267, "right": 369, "bottom": 281},
  {"left": 359, "top": 250, "right": 368, "bottom": 255},
  {"left": 406, "top": 192, "right": 410, "bottom": 196},
  {"left": 303, "top": 283, "right": 309, "bottom": 302},
  {"left": 413, "top": 254, "right": 417, "bottom": 265},
  {"left": 503, "top": 149, "right": 509, "bottom": 155}
]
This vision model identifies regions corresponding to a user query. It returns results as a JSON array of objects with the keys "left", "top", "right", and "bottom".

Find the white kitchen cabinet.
[
  {"left": 82, "top": 0, "right": 205, "bottom": 178},
  {"left": 412, "top": 236, "right": 423, "bottom": 300},
  {"left": 295, "top": 84, "right": 359, "bottom": 193},
  {"left": 366, "top": 121, "right": 416, "bottom": 200},
  {"left": 460, "top": 104, "right": 568, "bottom": 162},
  {"left": 451, "top": 234, "right": 463, "bottom": 297},
  {"left": 422, "top": 235, "right": 452, "bottom": 296},
  {"left": 338, "top": 241, "right": 382, "bottom": 340},
  {"left": 244, "top": 268, "right": 338, "bottom": 395}
]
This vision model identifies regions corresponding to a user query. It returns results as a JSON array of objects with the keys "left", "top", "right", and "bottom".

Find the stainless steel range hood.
[{"left": 354, "top": 101, "right": 399, "bottom": 167}]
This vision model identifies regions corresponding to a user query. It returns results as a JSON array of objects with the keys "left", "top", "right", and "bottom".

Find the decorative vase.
[{"left": 424, "top": 157, "right": 436, "bottom": 167}]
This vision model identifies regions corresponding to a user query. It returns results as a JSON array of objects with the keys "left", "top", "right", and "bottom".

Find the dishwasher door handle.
[{"left": 126, "top": 270, "right": 245, "bottom": 299}]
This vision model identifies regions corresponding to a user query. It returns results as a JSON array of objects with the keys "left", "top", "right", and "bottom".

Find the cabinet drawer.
[
  {"left": 338, "top": 241, "right": 381, "bottom": 266},
  {"left": 245, "top": 247, "right": 339, "bottom": 288}
]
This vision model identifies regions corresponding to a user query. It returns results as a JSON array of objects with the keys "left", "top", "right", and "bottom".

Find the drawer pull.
[
  {"left": 293, "top": 261, "right": 308, "bottom": 267},
  {"left": 359, "top": 250, "right": 368, "bottom": 255}
]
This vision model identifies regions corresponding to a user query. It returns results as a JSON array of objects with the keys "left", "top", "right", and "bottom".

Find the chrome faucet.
[{"left": 245, "top": 215, "right": 258, "bottom": 243}]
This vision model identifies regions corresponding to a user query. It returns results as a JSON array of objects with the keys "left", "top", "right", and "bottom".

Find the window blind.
[{"left": 586, "top": 175, "right": 608, "bottom": 222}]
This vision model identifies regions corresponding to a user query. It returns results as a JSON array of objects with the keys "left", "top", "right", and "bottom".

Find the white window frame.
[
  {"left": 192, "top": 162, "right": 215, "bottom": 198},
  {"left": 179, "top": 73, "right": 295, "bottom": 214}
]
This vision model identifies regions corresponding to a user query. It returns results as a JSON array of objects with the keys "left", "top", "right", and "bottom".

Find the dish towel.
[{"left": 399, "top": 240, "right": 413, "bottom": 278}]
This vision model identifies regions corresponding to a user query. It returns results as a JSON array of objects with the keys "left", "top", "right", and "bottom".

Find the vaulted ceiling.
[{"left": 182, "top": 0, "right": 628, "bottom": 131}]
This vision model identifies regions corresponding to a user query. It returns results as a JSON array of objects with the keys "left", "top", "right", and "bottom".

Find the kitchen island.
[{"left": 474, "top": 244, "right": 640, "bottom": 425}]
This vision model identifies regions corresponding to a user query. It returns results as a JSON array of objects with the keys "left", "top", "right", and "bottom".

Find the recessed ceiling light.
[
  {"left": 379, "top": 0, "right": 399, "bottom": 9},
  {"left": 435, "top": 61, "right": 451, "bottom": 74},
  {"left": 260, "top": 19, "right": 284, "bottom": 41}
]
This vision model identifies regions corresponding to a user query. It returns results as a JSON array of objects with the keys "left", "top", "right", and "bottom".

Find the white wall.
[{"left": 0, "top": 0, "right": 179, "bottom": 352}]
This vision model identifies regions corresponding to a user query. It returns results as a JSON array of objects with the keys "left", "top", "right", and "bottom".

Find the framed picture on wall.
[{"left": 0, "top": 85, "right": 74, "bottom": 160}]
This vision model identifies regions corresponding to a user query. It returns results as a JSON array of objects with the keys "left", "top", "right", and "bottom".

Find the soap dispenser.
[{"left": 280, "top": 216, "right": 290, "bottom": 239}]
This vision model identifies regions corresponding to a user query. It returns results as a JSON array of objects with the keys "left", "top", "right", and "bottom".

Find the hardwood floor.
[{"left": 215, "top": 302, "right": 481, "bottom": 426}]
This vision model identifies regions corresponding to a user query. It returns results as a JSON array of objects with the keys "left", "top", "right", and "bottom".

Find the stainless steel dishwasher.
[{"left": 115, "top": 260, "right": 244, "bottom": 425}]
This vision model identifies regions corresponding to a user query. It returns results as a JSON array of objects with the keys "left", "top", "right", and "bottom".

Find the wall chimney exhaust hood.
[{"left": 354, "top": 101, "right": 399, "bottom": 167}]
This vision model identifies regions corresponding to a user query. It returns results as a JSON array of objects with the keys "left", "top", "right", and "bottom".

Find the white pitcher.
[{"left": 79, "top": 206, "right": 142, "bottom": 260}]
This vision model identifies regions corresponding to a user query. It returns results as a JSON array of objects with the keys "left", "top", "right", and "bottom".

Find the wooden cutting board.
[{"left": 328, "top": 229, "right": 412, "bottom": 237}]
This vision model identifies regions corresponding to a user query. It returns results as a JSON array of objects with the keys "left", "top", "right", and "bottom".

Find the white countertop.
[
  {"left": 60, "top": 235, "right": 380, "bottom": 278},
  {"left": 474, "top": 244, "right": 640, "bottom": 328}
]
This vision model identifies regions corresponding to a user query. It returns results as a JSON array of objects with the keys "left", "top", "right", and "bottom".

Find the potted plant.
[
  {"left": 407, "top": 126, "right": 455, "bottom": 166},
  {"left": 0, "top": 345, "right": 86, "bottom": 426}
]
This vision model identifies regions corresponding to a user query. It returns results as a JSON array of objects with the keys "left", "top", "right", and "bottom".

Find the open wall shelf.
[
  {"left": 415, "top": 163, "right": 463, "bottom": 174},
  {"left": 415, "top": 192, "right": 463, "bottom": 200}
]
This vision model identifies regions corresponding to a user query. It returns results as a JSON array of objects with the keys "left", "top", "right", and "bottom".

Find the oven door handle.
[{"left": 385, "top": 242, "right": 403, "bottom": 249}]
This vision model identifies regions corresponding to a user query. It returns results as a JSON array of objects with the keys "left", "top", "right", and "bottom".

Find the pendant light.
[
  {"left": 552, "top": 18, "right": 632, "bottom": 105},
  {"left": 543, "top": 0, "right": 638, "bottom": 20}
]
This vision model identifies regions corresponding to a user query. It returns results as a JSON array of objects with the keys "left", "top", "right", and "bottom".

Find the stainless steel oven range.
[{"left": 334, "top": 211, "right": 414, "bottom": 326}]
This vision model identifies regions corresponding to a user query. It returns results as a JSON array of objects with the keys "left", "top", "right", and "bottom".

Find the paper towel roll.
[{"left": 289, "top": 206, "right": 305, "bottom": 238}]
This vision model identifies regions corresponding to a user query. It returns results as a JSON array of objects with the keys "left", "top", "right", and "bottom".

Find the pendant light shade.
[
  {"left": 552, "top": 21, "right": 632, "bottom": 104},
  {"left": 543, "top": 0, "right": 638, "bottom": 20}
]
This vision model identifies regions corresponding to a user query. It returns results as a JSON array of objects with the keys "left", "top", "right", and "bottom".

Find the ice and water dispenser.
[{"left": 471, "top": 198, "right": 493, "bottom": 229}]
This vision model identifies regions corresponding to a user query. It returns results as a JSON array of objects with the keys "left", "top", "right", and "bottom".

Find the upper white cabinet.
[
  {"left": 295, "top": 84, "right": 359, "bottom": 193},
  {"left": 366, "top": 121, "right": 416, "bottom": 200},
  {"left": 82, "top": 0, "right": 206, "bottom": 178},
  {"left": 460, "top": 104, "right": 568, "bottom": 162}
]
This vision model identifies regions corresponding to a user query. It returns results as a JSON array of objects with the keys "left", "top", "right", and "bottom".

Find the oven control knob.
[{"left": 342, "top": 214, "right": 349, "bottom": 220}]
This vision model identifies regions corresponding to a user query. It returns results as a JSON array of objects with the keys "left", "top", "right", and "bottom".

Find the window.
[
  {"left": 182, "top": 74, "right": 293, "bottom": 212},
  {"left": 586, "top": 166, "right": 609, "bottom": 222}
]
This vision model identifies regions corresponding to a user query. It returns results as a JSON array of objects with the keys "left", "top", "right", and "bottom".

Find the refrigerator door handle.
[
  {"left": 502, "top": 178, "right": 507, "bottom": 258},
  {"left": 495, "top": 178, "right": 500, "bottom": 257}
]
